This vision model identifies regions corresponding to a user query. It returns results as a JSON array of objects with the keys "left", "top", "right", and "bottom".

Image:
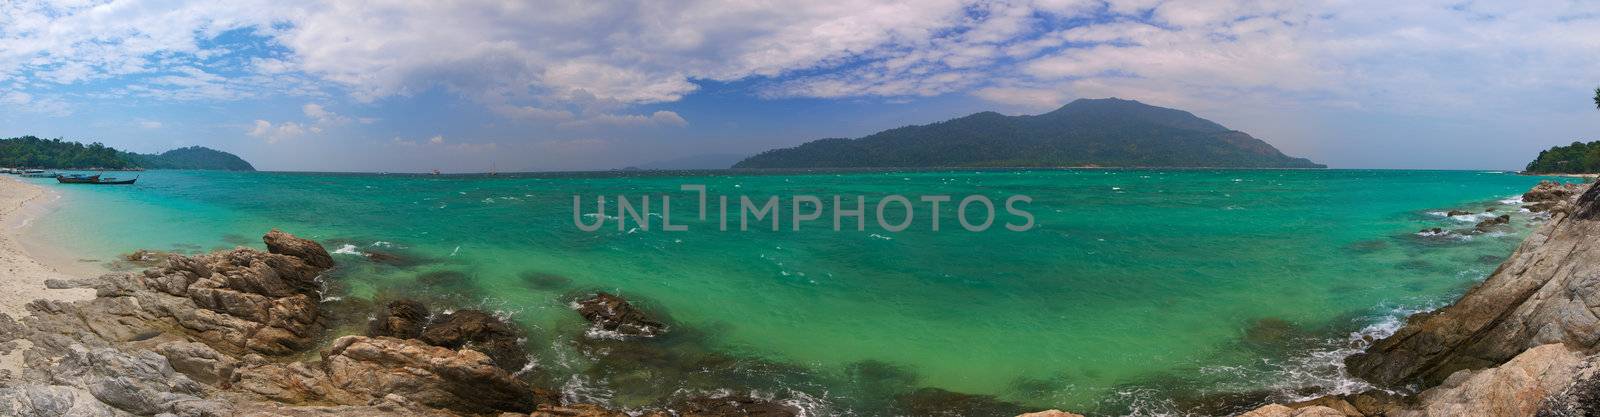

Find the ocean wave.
[
  {"left": 1265, "top": 304, "right": 1435, "bottom": 403},
  {"left": 1500, "top": 195, "right": 1525, "bottom": 205},
  {"left": 331, "top": 244, "right": 363, "bottom": 256},
  {"left": 868, "top": 233, "right": 893, "bottom": 240}
]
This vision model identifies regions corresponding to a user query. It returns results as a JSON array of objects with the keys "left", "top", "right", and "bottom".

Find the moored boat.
[{"left": 56, "top": 174, "right": 136, "bottom": 185}]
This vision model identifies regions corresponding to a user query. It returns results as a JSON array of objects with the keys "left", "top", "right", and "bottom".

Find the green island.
[{"left": 0, "top": 136, "right": 254, "bottom": 171}]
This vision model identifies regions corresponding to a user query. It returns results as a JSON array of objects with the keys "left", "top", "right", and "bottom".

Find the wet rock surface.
[
  {"left": 418, "top": 309, "right": 529, "bottom": 372},
  {"left": 574, "top": 292, "right": 668, "bottom": 338}
]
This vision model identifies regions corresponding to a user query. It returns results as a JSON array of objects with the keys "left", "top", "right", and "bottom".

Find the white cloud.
[
  {"left": 557, "top": 111, "right": 689, "bottom": 129},
  {"left": 138, "top": 120, "right": 162, "bottom": 129},
  {"left": 247, "top": 119, "right": 308, "bottom": 144},
  {"left": 429, "top": 135, "right": 444, "bottom": 144}
]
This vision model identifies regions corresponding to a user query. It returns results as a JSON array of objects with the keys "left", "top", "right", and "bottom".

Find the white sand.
[{"left": 0, "top": 176, "right": 96, "bottom": 376}]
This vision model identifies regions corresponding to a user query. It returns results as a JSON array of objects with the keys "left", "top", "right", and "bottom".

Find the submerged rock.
[
  {"left": 667, "top": 393, "right": 802, "bottom": 417},
  {"left": 574, "top": 292, "right": 667, "bottom": 338},
  {"left": 1445, "top": 210, "right": 1472, "bottom": 217},
  {"left": 894, "top": 387, "right": 1026, "bottom": 417},
  {"left": 1473, "top": 214, "right": 1511, "bottom": 232}
]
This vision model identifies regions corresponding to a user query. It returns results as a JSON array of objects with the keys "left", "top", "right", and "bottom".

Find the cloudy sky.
[{"left": 1, "top": 0, "right": 1597, "bottom": 172}]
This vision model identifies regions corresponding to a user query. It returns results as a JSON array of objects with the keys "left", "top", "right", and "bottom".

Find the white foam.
[
  {"left": 331, "top": 244, "right": 363, "bottom": 256},
  {"left": 868, "top": 233, "right": 893, "bottom": 240}
]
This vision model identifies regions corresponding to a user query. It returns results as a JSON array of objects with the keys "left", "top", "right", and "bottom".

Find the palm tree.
[{"left": 1594, "top": 87, "right": 1599, "bottom": 110}]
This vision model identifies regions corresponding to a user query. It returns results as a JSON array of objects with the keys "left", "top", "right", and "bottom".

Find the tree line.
[
  {"left": 1523, "top": 87, "right": 1600, "bottom": 174},
  {"left": 0, "top": 136, "right": 137, "bottom": 169}
]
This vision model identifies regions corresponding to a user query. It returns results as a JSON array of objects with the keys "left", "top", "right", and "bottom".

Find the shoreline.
[
  {"left": 0, "top": 176, "right": 96, "bottom": 317},
  {"left": 0, "top": 176, "right": 1588, "bottom": 416},
  {"left": 0, "top": 176, "right": 95, "bottom": 382}
]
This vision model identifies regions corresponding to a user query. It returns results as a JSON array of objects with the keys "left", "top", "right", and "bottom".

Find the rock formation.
[
  {"left": 574, "top": 292, "right": 668, "bottom": 338},
  {"left": 1346, "top": 182, "right": 1600, "bottom": 386},
  {"left": 0, "top": 231, "right": 551, "bottom": 416}
]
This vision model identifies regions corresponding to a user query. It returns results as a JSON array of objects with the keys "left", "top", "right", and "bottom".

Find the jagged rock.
[
  {"left": 1392, "top": 343, "right": 1584, "bottom": 417},
  {"left": 574, "top": 292, "right": 667, "bottom": 338},
  {"left": 1539, "top": 356, "right": 1600, "bottom": 416},
  {"left": 418, "top": 309, "right": 528, "bottom": 371},
  {"left": 367, "top": 299, "right": 429, "bottom": 340},
  {"left": 1446, "top": 210, "right": 1472, "bottom": 217},
  {"left": 1524, "top": 181, "right": 1581, "bottom": 203},
  {"left": 1348, "top": 183, "right": 1600, "bottom": 386},
  {"left": 321, "top": 335, "right": 539, "bottom": 414},
  {"left": 43, "top": 344, "right": 228, "bottom": 416},
  {"left": 0, "top": 385, "right": 122, "bottom": 417},
  {"left": 265, "top": 229, "right": 334, "bottom": 269},
  {"left": 232, "top": 360, "right": 351, "bottom": 405},
  {"left": 1346, "top": 389, "right": 1409, "bottom": 416},
  {"left": 154, "top": 340, "right": 237, "bottom": 386}
]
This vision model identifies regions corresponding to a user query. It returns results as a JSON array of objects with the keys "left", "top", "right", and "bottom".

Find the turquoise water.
[{"left": 19, "top": 169, "right": 1570, "bottom": 415}]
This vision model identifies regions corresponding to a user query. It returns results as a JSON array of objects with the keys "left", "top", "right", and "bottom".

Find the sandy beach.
[{"left": 0, "top": 176, "right": 95, "bottom": 377}]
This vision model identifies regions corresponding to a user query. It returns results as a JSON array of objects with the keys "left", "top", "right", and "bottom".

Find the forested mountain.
[
  {"left": 734, "top": 98, "right": 1324, "bottom": 169},
  {"left": 0, "top": 136, "right": 254, "bottom": 170},
  {"left": 127, "top": 146, "right": 256, "bottom": 171},
  {"left": 1525, "top": 140, "right": 1600, "bottom": 174}
]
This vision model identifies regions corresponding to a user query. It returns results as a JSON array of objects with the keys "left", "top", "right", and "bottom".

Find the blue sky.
[{"left": 1, "top": 0, "right": 1597, "bottom": 172}]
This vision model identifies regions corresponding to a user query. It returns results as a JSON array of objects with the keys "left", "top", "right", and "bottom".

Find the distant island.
[
  {"left": 0, "top": 136, "right": 255, "bottom": 171},
  {"left": 734, "top": 98, "right": 1324, "bottom": 169}
]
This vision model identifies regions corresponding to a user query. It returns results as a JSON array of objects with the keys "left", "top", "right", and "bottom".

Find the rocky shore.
[
  {"left": 3, "top": 179, "right": 1597, "bottom": 417},
  {"left": 0, "top": 229, "right": 810, "bottom": 416},
  {"left": 1208, "top": 179, "right": 1600, "bottom": 417}
]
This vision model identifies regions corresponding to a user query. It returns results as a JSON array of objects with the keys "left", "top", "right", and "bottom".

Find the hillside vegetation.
[
  {"left": 735, "top": 98, "right": 1324, "bottom": 169},
  {"left": 0, "top": 136, "right": 254, "bottom": 170}
]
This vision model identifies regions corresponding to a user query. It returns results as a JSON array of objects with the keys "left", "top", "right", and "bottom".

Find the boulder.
[
  {"left": 1445, "top": 210, "right": 1472, "bottom": 217},
  {"left": 265, "top": 229, "right": 334, "bottom": 269},
  {"left": 1393, "top": 343, "right": 1584, "bottom": 417},
  {"left": 574, "top": 292, "right": 667, "bottom": 338},
  {"left": 418, "top": 309, "right": 527, "bottom": 371},
  {"left": 1524, "top": 181, "right": 1580, "bottom": 203},
  {"left": 367, "top": 299, "right": 429, "bottom": 340},
  {"left": 321, "top": 336, "right": 539, "bottom": 414}
]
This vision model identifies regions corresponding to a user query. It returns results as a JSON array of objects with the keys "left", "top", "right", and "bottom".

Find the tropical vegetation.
[{"left": 0, "top": 136, "right": 254, "bottom": 171}]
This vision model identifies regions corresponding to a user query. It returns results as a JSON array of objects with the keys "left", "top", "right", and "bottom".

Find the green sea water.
[{"left": 18, "top": 169, "right": 1573, "bottom": 416}]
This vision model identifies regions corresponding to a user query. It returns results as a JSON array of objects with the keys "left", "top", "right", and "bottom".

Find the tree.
[{"left": 1594, "top": 87, "right": 1599, "bottom": 110}]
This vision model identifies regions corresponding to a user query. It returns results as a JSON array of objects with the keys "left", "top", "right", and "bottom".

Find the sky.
[{"left": 1, "top": 0, "right": 1597, "bottom": 172}]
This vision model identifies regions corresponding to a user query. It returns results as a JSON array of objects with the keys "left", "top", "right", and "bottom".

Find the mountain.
[
  {"left": 734, "top": 98, "right": 1324, "bottom": 169},
  {"left": 127, "top": 146, "right": 256, "bottom": 171},
  {"left": 0, "top": 136, "right": 254, "bottom": 170}
]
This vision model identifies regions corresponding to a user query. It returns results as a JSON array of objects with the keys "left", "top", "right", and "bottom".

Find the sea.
[{"left": 16, "top": 169, "right": 1575, "bottom": 416}]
